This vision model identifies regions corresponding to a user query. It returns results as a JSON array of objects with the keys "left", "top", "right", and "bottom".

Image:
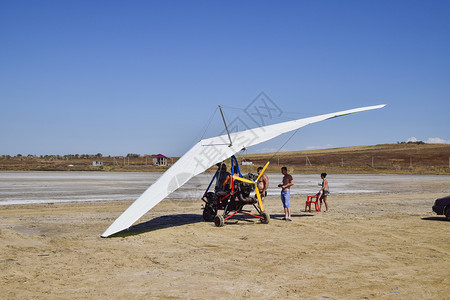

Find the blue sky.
[{"left": 1, "top": 0, "right": 449, "bottom": 156}]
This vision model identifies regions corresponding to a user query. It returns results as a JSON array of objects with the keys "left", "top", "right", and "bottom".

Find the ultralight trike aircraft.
[
  {"left": 201, "top": 155, "right": 270, "bottom": 226},
  {"left": 101, "top": 104, "right": 385, "bottom": 237}
]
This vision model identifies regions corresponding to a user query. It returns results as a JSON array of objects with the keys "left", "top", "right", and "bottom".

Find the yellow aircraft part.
[
  {"left": 255, "top": 186, "right": 264, "bottom": 212},
  {"left": 233, "top": 176, "right": 254, "bottom": 184},
  {"left": 256, "top": 161, "right": 270, "bottom": 182},
  {"left": 232, "top": 160, "right": 270, "bottom": 212}
]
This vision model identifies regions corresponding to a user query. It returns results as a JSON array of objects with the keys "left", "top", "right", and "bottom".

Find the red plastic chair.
[{"left": 306, "top": 193, "right": 320, "bottom": 212}]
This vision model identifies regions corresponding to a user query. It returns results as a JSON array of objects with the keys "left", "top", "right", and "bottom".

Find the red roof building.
[{"left": 152, "top": 154, "right": 168, "bottom": 166}]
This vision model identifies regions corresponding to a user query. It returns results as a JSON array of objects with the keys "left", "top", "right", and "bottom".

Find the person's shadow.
[
  {"left": 270, "top": 213, "right": 316, "bottom": 220},
  {"left": 107, "top": 213, "right": 203, "bottom": 237},
  {"left": 421, "top": 216, "right": 449, "bottom": 222}
]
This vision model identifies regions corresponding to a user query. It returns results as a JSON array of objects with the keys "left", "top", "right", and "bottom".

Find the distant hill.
[
  {"left": 1, "top": 143, "right": 449, "bottom": 174},
  {"left": 235, "top": 143, "right": 450, "bottom": 175}
]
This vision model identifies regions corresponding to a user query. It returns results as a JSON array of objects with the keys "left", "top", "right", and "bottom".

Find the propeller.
[{"left": 233, "top": 161, "right": 270, "bottom": 211}]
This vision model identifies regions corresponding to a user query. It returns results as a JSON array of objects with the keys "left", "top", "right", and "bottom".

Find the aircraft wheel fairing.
[
  {"left": 261, "top": 211, "right": 270, "bottom": 224},
  {"left": 214, "top": 215, "right": 224, "bottom": 227},
  {"left": 202, "top": 206, "right": 215, "bottom": 222}
]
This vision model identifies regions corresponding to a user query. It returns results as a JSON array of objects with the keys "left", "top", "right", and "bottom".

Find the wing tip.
[
  {"left": 366, "top": 104, "right": 387, "bottom": 110},
  {"left": 101, "top": 226, "right": 117, "bottom": 238}
]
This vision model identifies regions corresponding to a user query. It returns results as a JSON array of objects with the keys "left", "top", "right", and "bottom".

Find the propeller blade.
[
  {"left": 255, "top": 186, "right": 264, "bottom": 212},
  {"left": 256, "top": 161, "right": 270, "bottom": 182},
  {"left": 232, "top": 175, "right": 254, "bottom": 184}
]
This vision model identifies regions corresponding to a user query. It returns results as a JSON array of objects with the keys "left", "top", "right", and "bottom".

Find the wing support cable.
[
  {"left": 198, "top": 106, "right": 219, "bottom": 141},
  {"left": 268, "top": 127, "right": 302, "bottom": 162}
]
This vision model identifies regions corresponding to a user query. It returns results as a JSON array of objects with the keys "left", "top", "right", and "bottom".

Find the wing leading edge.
[{"left": 101, "top": 104, "right": 385, "bottom": 237}]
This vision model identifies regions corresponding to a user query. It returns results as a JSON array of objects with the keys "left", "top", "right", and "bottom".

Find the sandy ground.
[{"left": 1, "top": 178, "right": 449, "bottom": 299}]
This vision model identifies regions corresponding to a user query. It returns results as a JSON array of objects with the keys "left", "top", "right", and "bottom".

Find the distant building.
[
  {"left": 92, "top": 161, "right": 103, "bottom": 166},
  {"left": 152, "top": 154, "right": 168, "bottom": 166},
  {"left": 241, "top": 159, "right": 253, "bottom": 166}
]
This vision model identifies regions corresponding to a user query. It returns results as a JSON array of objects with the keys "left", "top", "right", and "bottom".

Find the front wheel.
[
  {"left": 261, "top": 211, "right": 270, "bottom": 224},
  {"left": 214, "top": 215, "right": 224, "bottom": 227},
  {"left": 445, "top": 207, "right": 450, "bottom": 221}
]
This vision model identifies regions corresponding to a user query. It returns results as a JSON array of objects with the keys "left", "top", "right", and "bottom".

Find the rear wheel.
[
  {"left": 261, "top": 211, "right": 270, "bottom": 224},
  {"left": 445, "top": 207, "right": 450, "bottom": 221},
  {"left": 214, "top": 215, "right": 224, "bottom": 227}
]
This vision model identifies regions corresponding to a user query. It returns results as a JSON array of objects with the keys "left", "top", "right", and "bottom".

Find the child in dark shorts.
[{"left": 318, "top": 173, "right": 329, "bottom": 211}]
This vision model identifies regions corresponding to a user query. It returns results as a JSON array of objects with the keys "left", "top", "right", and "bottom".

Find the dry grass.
[{"left": 235, "top": 143, "right": 450, "bottom": 175}]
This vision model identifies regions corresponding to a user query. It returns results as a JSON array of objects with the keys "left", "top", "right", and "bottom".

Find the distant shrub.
[
  {"left": 398, "top": 141, "right": 425, "bottom": 145},
  {"left": 408, "top": 141, "right": 425, "bottom": 144}
]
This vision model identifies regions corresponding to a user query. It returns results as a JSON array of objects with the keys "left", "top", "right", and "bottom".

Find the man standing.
[
  {"left": 257, "top": 166, "right": 269, "bottom": 209},
  {"left": 278, "top": 167, "right": 294, "bottom": 221}
]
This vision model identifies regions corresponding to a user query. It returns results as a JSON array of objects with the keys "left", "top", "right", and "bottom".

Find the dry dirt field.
[
  {"left": 242, "top": 143, "right": 450, "bottom": 175},
  {"left": 1, "top": 177, "right": 449, "bottom": 299}
]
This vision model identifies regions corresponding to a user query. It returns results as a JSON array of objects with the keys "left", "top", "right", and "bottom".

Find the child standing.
[{"left": 318, "top": 173, "right": 329, "bottom": 212}]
